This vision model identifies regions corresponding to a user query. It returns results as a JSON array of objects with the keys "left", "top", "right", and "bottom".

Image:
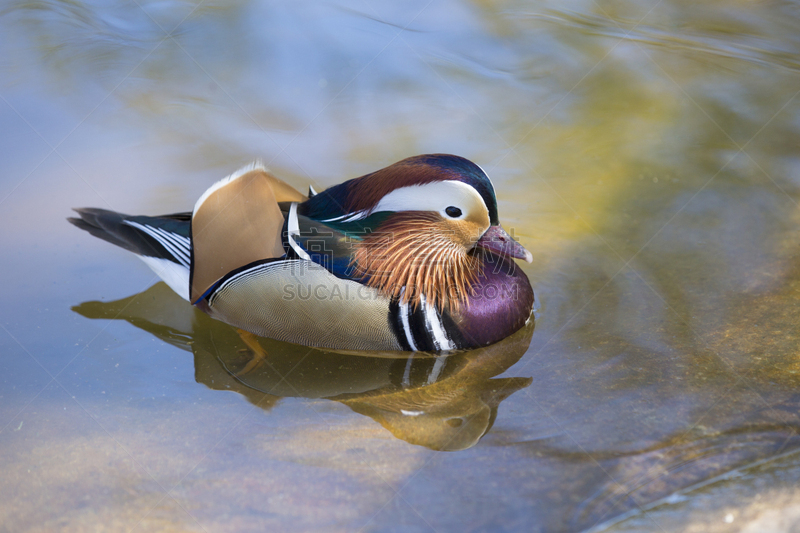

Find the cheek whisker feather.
[{"left": 351, "top": 212, "right": 482, "bottom": 312}]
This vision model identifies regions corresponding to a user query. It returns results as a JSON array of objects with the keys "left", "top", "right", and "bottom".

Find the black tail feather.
[{"left": 69, "top": 208, "right": 191, "bottom": 265}]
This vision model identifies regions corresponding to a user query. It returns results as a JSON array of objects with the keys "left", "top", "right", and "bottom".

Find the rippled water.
[{"left": 2, "top": 1, "right": 800, "bottom": 531}]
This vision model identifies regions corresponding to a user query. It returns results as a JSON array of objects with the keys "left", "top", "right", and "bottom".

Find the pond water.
[{"left": 2, "top": 0, "right": 800, "bottom": 531}]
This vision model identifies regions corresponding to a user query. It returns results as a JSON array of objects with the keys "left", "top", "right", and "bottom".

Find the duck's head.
[{"left": 300, "top": 154, "right": 532, "bottom": 310}]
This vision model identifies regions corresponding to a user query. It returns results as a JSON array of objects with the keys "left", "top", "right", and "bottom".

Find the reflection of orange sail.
[{"left": 73, "top": 282, "right": 535, "bottom": 450}]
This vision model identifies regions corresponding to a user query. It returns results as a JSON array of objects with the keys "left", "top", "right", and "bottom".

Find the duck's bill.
[{"left": 476, "top": 225, "right": 533, "bottom": 263}]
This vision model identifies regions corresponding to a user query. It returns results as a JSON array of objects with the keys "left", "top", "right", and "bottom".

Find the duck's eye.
[{"left": 445, "top": 206, "right": 462, "bottom": 218}]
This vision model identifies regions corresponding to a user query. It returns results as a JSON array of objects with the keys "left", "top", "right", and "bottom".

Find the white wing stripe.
[
  {"left": 147, "top": 227, "right": 189, "bottom": 266},
  {"left": 320, "top": 209, "right": 367, "bottom": 223},
  {"left": 320, "top": 213, "right": 350, "bottom": 223},
  {"left": 342, "top": 210, "right": 367, "bottom": 222},
  {"left": 124, "top": 221, "right": 190, "bottom": 267},
  {"left": 151, "top": 226, "right": 191, "bottom": 263},
  {"left": 152, "top": 226, "right": 190, "bottom": 253},
  {"left": 287, "top": 202, "right": 311, "bottom": 261}
]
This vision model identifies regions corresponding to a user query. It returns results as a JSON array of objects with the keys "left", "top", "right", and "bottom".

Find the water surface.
[{"left": 2, "top": 0, "right": 800, "bottom": 531}]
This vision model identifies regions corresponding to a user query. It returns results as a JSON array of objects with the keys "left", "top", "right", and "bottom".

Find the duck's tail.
[{"left": 68, "top": 208, "right": 193, "bottom": 301}]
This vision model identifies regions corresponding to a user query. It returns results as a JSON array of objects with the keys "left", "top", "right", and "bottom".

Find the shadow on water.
[{"left": 73, "top": 282, "right": 535, "bottom": 452}]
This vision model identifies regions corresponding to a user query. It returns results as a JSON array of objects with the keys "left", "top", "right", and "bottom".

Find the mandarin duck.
[{"left": 69, "top": 154, "right": 534, "bottom": 351}]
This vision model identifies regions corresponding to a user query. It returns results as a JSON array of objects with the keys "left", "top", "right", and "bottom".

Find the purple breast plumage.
[{"left": 455, "top": 253, "right": 534, "bottom": 348}]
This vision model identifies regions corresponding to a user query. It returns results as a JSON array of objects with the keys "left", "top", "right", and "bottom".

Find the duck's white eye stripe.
[{"left": 370, "top": 181, "right": 487, "bottom": 218}]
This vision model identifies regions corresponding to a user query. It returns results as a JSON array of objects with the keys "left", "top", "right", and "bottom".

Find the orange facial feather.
[{"left": 351, "top": 212, "right": 483, "bottom": 312}]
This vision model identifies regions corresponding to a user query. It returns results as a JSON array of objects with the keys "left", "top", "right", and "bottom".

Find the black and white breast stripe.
[
  {"left": 390, "top": 289, "right": 457, "bottom": 352},
  {"left": 206, "top": 258, "right": 290, "bottom": 306},
  {"left": 124, "top": 220, "right": 191, "bottom": 267}
]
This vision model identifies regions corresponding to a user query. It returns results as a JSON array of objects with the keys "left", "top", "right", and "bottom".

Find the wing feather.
[{"left": 191, "top": 165, "right": 306, "bottom": 302}]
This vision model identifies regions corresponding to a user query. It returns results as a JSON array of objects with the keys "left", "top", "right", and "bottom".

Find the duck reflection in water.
[{"left": 73, "top": 282, "right": 534, "bottom": 451}]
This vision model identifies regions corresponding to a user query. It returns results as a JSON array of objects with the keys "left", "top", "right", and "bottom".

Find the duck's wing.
[
  {"left": 191, "top": 164, "right": 306, "bottom": 303},
  {"left": 69, "top": 209, "right": 191, "bottom": 258},
  {"left": 284, "top": 209, "right": 400, "bottom": 281},
  {"left": 282, "top": 213, "right": 359, "bottom": 279},
  {"left": 69, "top": 209, "right": 193, "bottom": 300}
]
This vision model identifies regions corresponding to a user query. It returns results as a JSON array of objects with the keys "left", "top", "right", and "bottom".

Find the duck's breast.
[{"left": 444, "top": 253, "right": 534, "bottom": 348}]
